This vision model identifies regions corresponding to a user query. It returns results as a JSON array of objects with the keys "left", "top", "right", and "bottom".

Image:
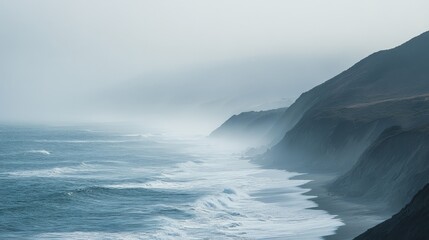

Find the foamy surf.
[
  {"left": 28, "top": 149, "right": 51, "bottom": 155},
  {"left": 93, "top": 142, "right": 344, "bottom": 239},
  {"left": 1, "top": 125, "right": 343, "bottom": 240},
  {"left": 138, "top": 141, "right": 344, "bottom": 240},
  {"left": 7, "top": 162, "right": 94, "bottom": 178},
  {"left": 120, "top": 133, "right": 155, "bottom": 138}
]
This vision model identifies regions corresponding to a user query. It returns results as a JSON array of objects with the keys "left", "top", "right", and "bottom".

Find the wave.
[
  {"left": 120, "top": 133, "right": 155, "bottom": 138},
  {"left": 7, "top": 162, "right": 92, "bottom": 178},
  {"left": 34, "top": 231, "right": 152, "bottom": 240},
  {"left": 35, "top": 229, "right": 191, "bottom": 240},
  {"left": 33, "top": 140, "right": 132, "bottom": 143},
  {"left": 193, "top": 187, "right": 246, "bottom": 214},
  {"left": 8, "top": 167, "right": 77, "bottom": 177},
  {"left": 3, "top": 129, "right": 344, "bottom": 239},
  {"left": 139, "top": 143, "right": 344, "bottom": 239},
  {"left": 27, "top": 149, "right": 51, "bottom": 155},
  {"left": 0, "top": 149, "right": 51, "bottom": 156},
  {"left": 104, "top": 180, "right": 185, "bottom": 190}
]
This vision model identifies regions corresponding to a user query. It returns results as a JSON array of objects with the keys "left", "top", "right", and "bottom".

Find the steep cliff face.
[
  {"left": 355, "top": 184, "right": 429, "bottom": 240},
  {"left": 330, "top": 124, "right": 429, "bottom": 211},
  {"left": 267, "top": 31, "right": 429, "bottom": 172},
  {"left": 210, "top": 108, "right": 286, "bottom": 145},
  {"left": 270, "top": 31, "right": 429, "bottom": 144},
  {"left": 269, "top": 95, "right": 429, "bottom": 172}
]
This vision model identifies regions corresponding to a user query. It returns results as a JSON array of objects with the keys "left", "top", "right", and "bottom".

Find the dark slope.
[
  {"left": 270, "top": 31, "right": 429, "bottom": 143},
  {"left": 210, "top": 108, "right": 286, "bottom": 145},
  {"left": 355, "top": 184, "right": 429, "bottom": 240},
  {"left": 331, "top": 124, "right": 429, "bottom": 211},
  {"left": 267, "top": 31, "right": 429, "bottom": 172},
  {"left": 269, "top": 95, "right": 429, "bottom": 172}
]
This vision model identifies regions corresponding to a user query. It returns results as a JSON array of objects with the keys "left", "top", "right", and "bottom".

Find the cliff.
[
  {"left": 266, "top": 31, "right": 429, "bottom": 173},
  {"left": 355, "top": 184, "right": 429, "bottom": 240},
  {"left": 210, "top": 108, "right": 286, "bottom": 146},
  {"left": 331, "top": 124, "right": 429, "bottom": 211}
]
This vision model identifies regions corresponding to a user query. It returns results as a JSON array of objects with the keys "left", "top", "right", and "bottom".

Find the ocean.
[{"left": 0, "top": 124, "right": 343, "bottom": 239}]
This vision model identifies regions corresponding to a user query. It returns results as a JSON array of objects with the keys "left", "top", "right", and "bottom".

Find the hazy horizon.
[{"left": 1, "top": 0, "right": 429, "bottom": 133}]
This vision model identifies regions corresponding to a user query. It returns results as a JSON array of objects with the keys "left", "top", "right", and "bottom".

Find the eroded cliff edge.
[{"left": 355, "top": 183, "right": 429, "bottom": 240}]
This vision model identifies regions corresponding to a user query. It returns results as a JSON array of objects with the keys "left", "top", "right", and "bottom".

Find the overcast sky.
[{"left": 1, "top": 0, "right": 429, "bottom": 132}]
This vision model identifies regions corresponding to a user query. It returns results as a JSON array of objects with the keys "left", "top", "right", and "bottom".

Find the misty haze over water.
[
  {"left": 2, "top": 1, "right": 429, "bottom": 240},
  {"left": 1, "top": 1, "right": 428, "bottom": 133}
]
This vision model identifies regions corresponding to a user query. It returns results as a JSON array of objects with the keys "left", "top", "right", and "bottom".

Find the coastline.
[
  {"left": 293, "top": 173, "right": 390, "bottom": 240},
  {"left": 250, "top": 155, "right": 390, "bottom": 240}
]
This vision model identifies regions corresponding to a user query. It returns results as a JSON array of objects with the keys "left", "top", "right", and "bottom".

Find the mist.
[{"left": 1, "top": 0, "right": 429, "bottom": 134}]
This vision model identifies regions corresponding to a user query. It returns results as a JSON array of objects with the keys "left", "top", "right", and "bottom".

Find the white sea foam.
[
  {"left": 35, "top": 232, "right": 147, "bottom": 240},
  {"left": 8, "top": 162, "right": 93, "bottom": 178},
  {"left": 27, "top": 149, "right": 51, "bottom": 155},
  {"left": 121, "top": 133, "right": 154, "bottom": 138},
  {"left": 23, "top": 134, "right": 343, "bottom": 240},
  {"left": 9, "top": 167, "right": 77, "bottom": 177},
  {"left": 33, "top": 139, "right": 131, "bottom": 143},
  {"left": 104, "top": 180, "right": 185, "bottom": 190},
  {"left": 110, "top": 139, "right": 345, "bottom": 240}
]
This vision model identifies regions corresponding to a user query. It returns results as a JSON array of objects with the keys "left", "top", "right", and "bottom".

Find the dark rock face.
[
  {"left": 355, "top": 184, "right": 429, "bottom": 240},
  {"left": 270, "top": 95, "right": 429, "bottom": 172},
  {"left": 210, "top": 108, "right": 286, "bottom": 145},
  {"left": 331, "top": 124, "right": 429, "bottom": 211},
  {"left": 268, "top": 31, "right": 429, "bottom": 172}
]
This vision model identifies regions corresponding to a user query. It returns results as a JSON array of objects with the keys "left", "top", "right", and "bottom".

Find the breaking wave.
[
  {"left": 27, "top": 149, "right": 51, "bottom": 155},
  {"left": 1, "top": 126, "right": 343, "bottom": 240}
]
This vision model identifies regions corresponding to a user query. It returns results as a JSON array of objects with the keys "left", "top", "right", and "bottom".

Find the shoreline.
[
  {"left": 250, "top": 155, "right": 390, "bottom": 240},
  {"left": 293, "top": 173, "right": 390, "bottom": 240}
]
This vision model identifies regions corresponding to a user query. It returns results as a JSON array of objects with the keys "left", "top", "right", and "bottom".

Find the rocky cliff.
[
  {"left": 267, "top": 31, "right": 429, "bottom": 173},
  {"left": 331, "top": 124, "right": 429, "bottom": 211},
  {"left": 355, "top": 184, "right": 429, "bottom": 240},
  {"left": 210, "top": 108, "right": 286, "bottom": 146}
]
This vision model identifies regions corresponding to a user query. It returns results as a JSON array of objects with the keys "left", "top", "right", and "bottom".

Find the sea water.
[{"left": 0, "top": 125, "right": 343, "bottom": 239}]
